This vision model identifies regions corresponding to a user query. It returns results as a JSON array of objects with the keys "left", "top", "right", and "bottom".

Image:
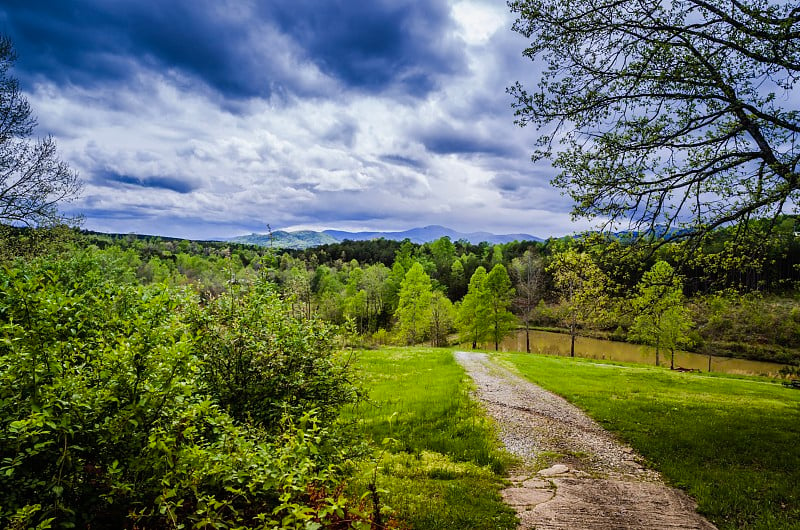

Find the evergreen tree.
[
  {"left": 429, "top": 291, "right": 456, "bottom": 347},
  {"left": 396, "top": 262, "right": 433, "bottom": 344},
  {"left": 485, "top": 264, "right": 517, "bottom": 351},
  {"left": 449, "top": 259, "right": 466, "bottom": 300},
  {"left": 457, "top": 266, "right": 491, "bottom": 349}
]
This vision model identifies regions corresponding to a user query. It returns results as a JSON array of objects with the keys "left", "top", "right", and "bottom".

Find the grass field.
[
  {"left": 341, "top": 347, "right": 517, "bottom": 529},
  {"left": 499, "top": 352, "right": 800, "bottom": 530}
]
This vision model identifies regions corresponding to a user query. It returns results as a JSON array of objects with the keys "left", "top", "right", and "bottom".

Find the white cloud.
[{"left": 451, "top": 0, "right": 508, "bottom": 45}]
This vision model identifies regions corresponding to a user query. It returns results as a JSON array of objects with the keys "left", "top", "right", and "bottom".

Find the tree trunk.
[
  {"left": 570, "top": 321, "right": 576, "bottom": 358},
  {"left": 525, "top": 320, "right": 530, "bottom": 353},
  {"left": 655, "top": 337, "right": 660, "bottom": 367},
  {"left": 708, "top": 353, "right": 712, "bottom": 372},
  {"left": 670, "top": 348, "right": 675, "bottom": 370}
]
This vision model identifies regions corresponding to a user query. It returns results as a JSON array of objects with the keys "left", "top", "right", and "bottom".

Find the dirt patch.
[{"left": 455, "top": 351, "right": 716, "bottom": 530}]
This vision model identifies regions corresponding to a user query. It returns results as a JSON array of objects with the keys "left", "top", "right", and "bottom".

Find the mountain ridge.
[{"left": 228, "top": 225, "right": 543, "bottom": 249}]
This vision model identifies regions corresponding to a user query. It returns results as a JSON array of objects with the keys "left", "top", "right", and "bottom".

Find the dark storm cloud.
[
  {"left": 491, "top": 170, "right": 574, "bottom": 211},
  {"left": 421, "top": 125, "right": 523, "bottom": 157},
  {"left": 492, "top": 173, "right": 525, "bottom": 192},
  {"left": 93, "top": 169, "right": 198, "bottom": 194},
  {"left": 0, "top": 1, "right": 261, "bottom": 97},
  {"left": 264, "top": 0, "right": 464, "bottom": 97},
  {"left": 0, "top": 0, "right": 465, "bottom": 101}
]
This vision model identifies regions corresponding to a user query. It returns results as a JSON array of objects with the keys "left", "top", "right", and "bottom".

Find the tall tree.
[
  {"left": 0, "top": 36, "right": 81, "bottom": 226},
  {"left": 511, "top": 249, "right": 545, "bottom": 353},
  {"left": 457, "top": 266, "right": 491, "bottom": 349},
  {"left": 285, "top": 266, "right": 313, "bottom": 319},
  {"left": 362, "top": 263, "right": 390, "bottom": 332},
  {"left": 429, "top": 236, "right": 456, "bottom": 284},
  {"left": 630, "top": 261, "right": 694, "bottom": 368},
  {"left": 449, "top": 259, "right": 467, "bottom": 300},
  {"left": 509, "top": 0, "right": 800, "bottom": 241},
  {"left": 485, "top": 264, "right": 517, "bottom": 351},
  {"left": 396, "top": 262, "right": 433, "bottom": 345},
  {"left": 428, "top": 291, "right": 456, "bottom": 347},
  {"left": 548, "top": 249, "right": 609, "bottom": 357}
]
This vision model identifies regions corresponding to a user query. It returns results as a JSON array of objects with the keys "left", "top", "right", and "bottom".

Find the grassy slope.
[
  {"left": 341, "top": 347, "right": 516, "bottom": 529},
  {"left": 499, "top": 352, "right": 800, "bottom": 530}
]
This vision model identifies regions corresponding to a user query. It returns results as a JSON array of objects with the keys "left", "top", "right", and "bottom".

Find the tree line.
[{"left": 44, "top": 224, "right": 799, "bottom": 366}]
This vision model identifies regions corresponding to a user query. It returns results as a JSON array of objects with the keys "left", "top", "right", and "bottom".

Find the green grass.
[
  {"left": 498, "top": 352, "right": 800, "bottom": 530},
  {"left": 341, "top": 347, "right": 517, "bottom": 529}
]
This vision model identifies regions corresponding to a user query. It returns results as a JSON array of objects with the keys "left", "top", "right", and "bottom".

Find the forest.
[{"left": 78, "top": 217, "right": 800, "bottom": 366}]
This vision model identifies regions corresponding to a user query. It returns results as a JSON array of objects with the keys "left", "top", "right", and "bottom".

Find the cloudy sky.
[{"left": 0, "top": 0, "right": 592, "bottom": 240}]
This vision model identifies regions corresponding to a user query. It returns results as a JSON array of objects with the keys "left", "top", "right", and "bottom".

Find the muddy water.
[{"left": 477, "top": 329, "right": 788, "bottom": 377}]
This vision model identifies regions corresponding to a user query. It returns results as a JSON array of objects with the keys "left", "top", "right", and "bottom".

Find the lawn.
[
  {"left": 341, "top": 347, "right": 517, "bottom": 529},
  {"left": 499, "top": 352, "right": 800, "bottom": 530}
]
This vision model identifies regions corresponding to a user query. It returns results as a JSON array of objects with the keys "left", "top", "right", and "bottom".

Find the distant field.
[
  {"left": 499, "top": 352, "right": 800, "bottom": 530},
  {"left": 341, "top": 347, "right": 517, "bottom": 529}
]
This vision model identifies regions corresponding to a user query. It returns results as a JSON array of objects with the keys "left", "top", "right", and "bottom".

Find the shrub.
[
  {"left": 0, "top": 251, "right": 366, "bottom": 528},
  {"left": 190, "top": 281, "right": 358, "bottom": 431}
]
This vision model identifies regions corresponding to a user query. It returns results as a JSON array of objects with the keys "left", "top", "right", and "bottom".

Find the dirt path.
[{"left": 455, "top": 352, "right": 717, "bottom": 530}]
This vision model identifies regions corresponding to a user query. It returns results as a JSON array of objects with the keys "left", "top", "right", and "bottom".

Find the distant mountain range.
[{"left": 227, "top": 225, "right": 543, "bottom": 249}]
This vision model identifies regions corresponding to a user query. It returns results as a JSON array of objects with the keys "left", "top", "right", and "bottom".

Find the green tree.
[
  {"left": 313, "top": 265, "right": 345, "bottom": 323},
  {"left": 548, "top": 249, "right": 609, "bottom": 357},
  {"left": 285, "top": 265, "right": 313, "bottom": 319},
  {"left": 0, "top": 37, "right": 81, "bottom": 227},
  {"left": 490, "top": 245, "right": 504, "bottom": 267},
  {"left": 429, "top": 291, "right": 456, "bottom": 347},
  {"left": 396, "top": 262, "right": 433, "bottom": 344},
  {"left": 344, "top": 288, "right": 368, "bottom": 333},
  {"left": 394, "top": 240, "right": 416, "bottom": 272},
  {"left": 429, "top": 236, "right": 456, "bottom": 284},
  {"left": 385, "top": 261, "right": 407, "bottom": 311},
  {"left": 485, "top": 264, "right": 517, "bottom": 351},
  {"left": 511, "top": 250, "right": 544, "bottom": 353},
  {"left": 457, "top": 266, "right": 491, "bottom": 349},
  {"left": 449, "top": 258, "right": 466, "bottom": 300},
  {"left": 509, "top": 0, "right": 800, "bottom": 241},
  {"left": 362, "top": 263, "right": 391, "bottom": 332},
  {"left": 630, "top": 261, "right": 694, "bottom": 369}
]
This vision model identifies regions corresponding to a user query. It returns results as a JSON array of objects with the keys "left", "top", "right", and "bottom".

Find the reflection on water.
[{"left": 475, "top": 330, "right": 788, "bottom": 377}]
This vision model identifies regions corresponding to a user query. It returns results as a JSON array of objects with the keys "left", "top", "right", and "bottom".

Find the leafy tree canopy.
[
  {"left": 510, "top": 0, "right": 800, "bottom": 241},
  {"left": 396, "top": 262, "right": 433, "bottom": 344},
  {"left": 629, "top": 260, "right": 694, "bottom": 367}
]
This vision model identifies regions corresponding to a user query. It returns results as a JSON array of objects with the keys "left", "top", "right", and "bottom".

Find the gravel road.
[{"left": 455, "top": 351, "right": 717, "bottom": 530}]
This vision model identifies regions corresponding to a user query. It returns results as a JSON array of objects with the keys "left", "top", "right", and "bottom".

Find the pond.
[{"left": 474, "top": 329, "right": 789, "bottom": 377}]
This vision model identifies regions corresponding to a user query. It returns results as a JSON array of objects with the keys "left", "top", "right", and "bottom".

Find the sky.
[{"left": 0, "top": 0, "right": 592, "bottom": 240}]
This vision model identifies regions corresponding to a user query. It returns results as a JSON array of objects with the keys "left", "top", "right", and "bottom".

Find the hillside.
[{"left": 228, "top": 230, "right": 339, "bottom": 249}]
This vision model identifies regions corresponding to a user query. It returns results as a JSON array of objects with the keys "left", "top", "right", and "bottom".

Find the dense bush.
[
  {"left": 191, "top": 280, "right": 358, "bottom": 431},
  {"left": 0, "top": 250, "right": 365, "bottom": 528}
]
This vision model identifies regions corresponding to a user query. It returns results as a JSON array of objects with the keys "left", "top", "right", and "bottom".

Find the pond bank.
[{"left": 471, "top": 329, "right": 789, "bottom": 377}]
